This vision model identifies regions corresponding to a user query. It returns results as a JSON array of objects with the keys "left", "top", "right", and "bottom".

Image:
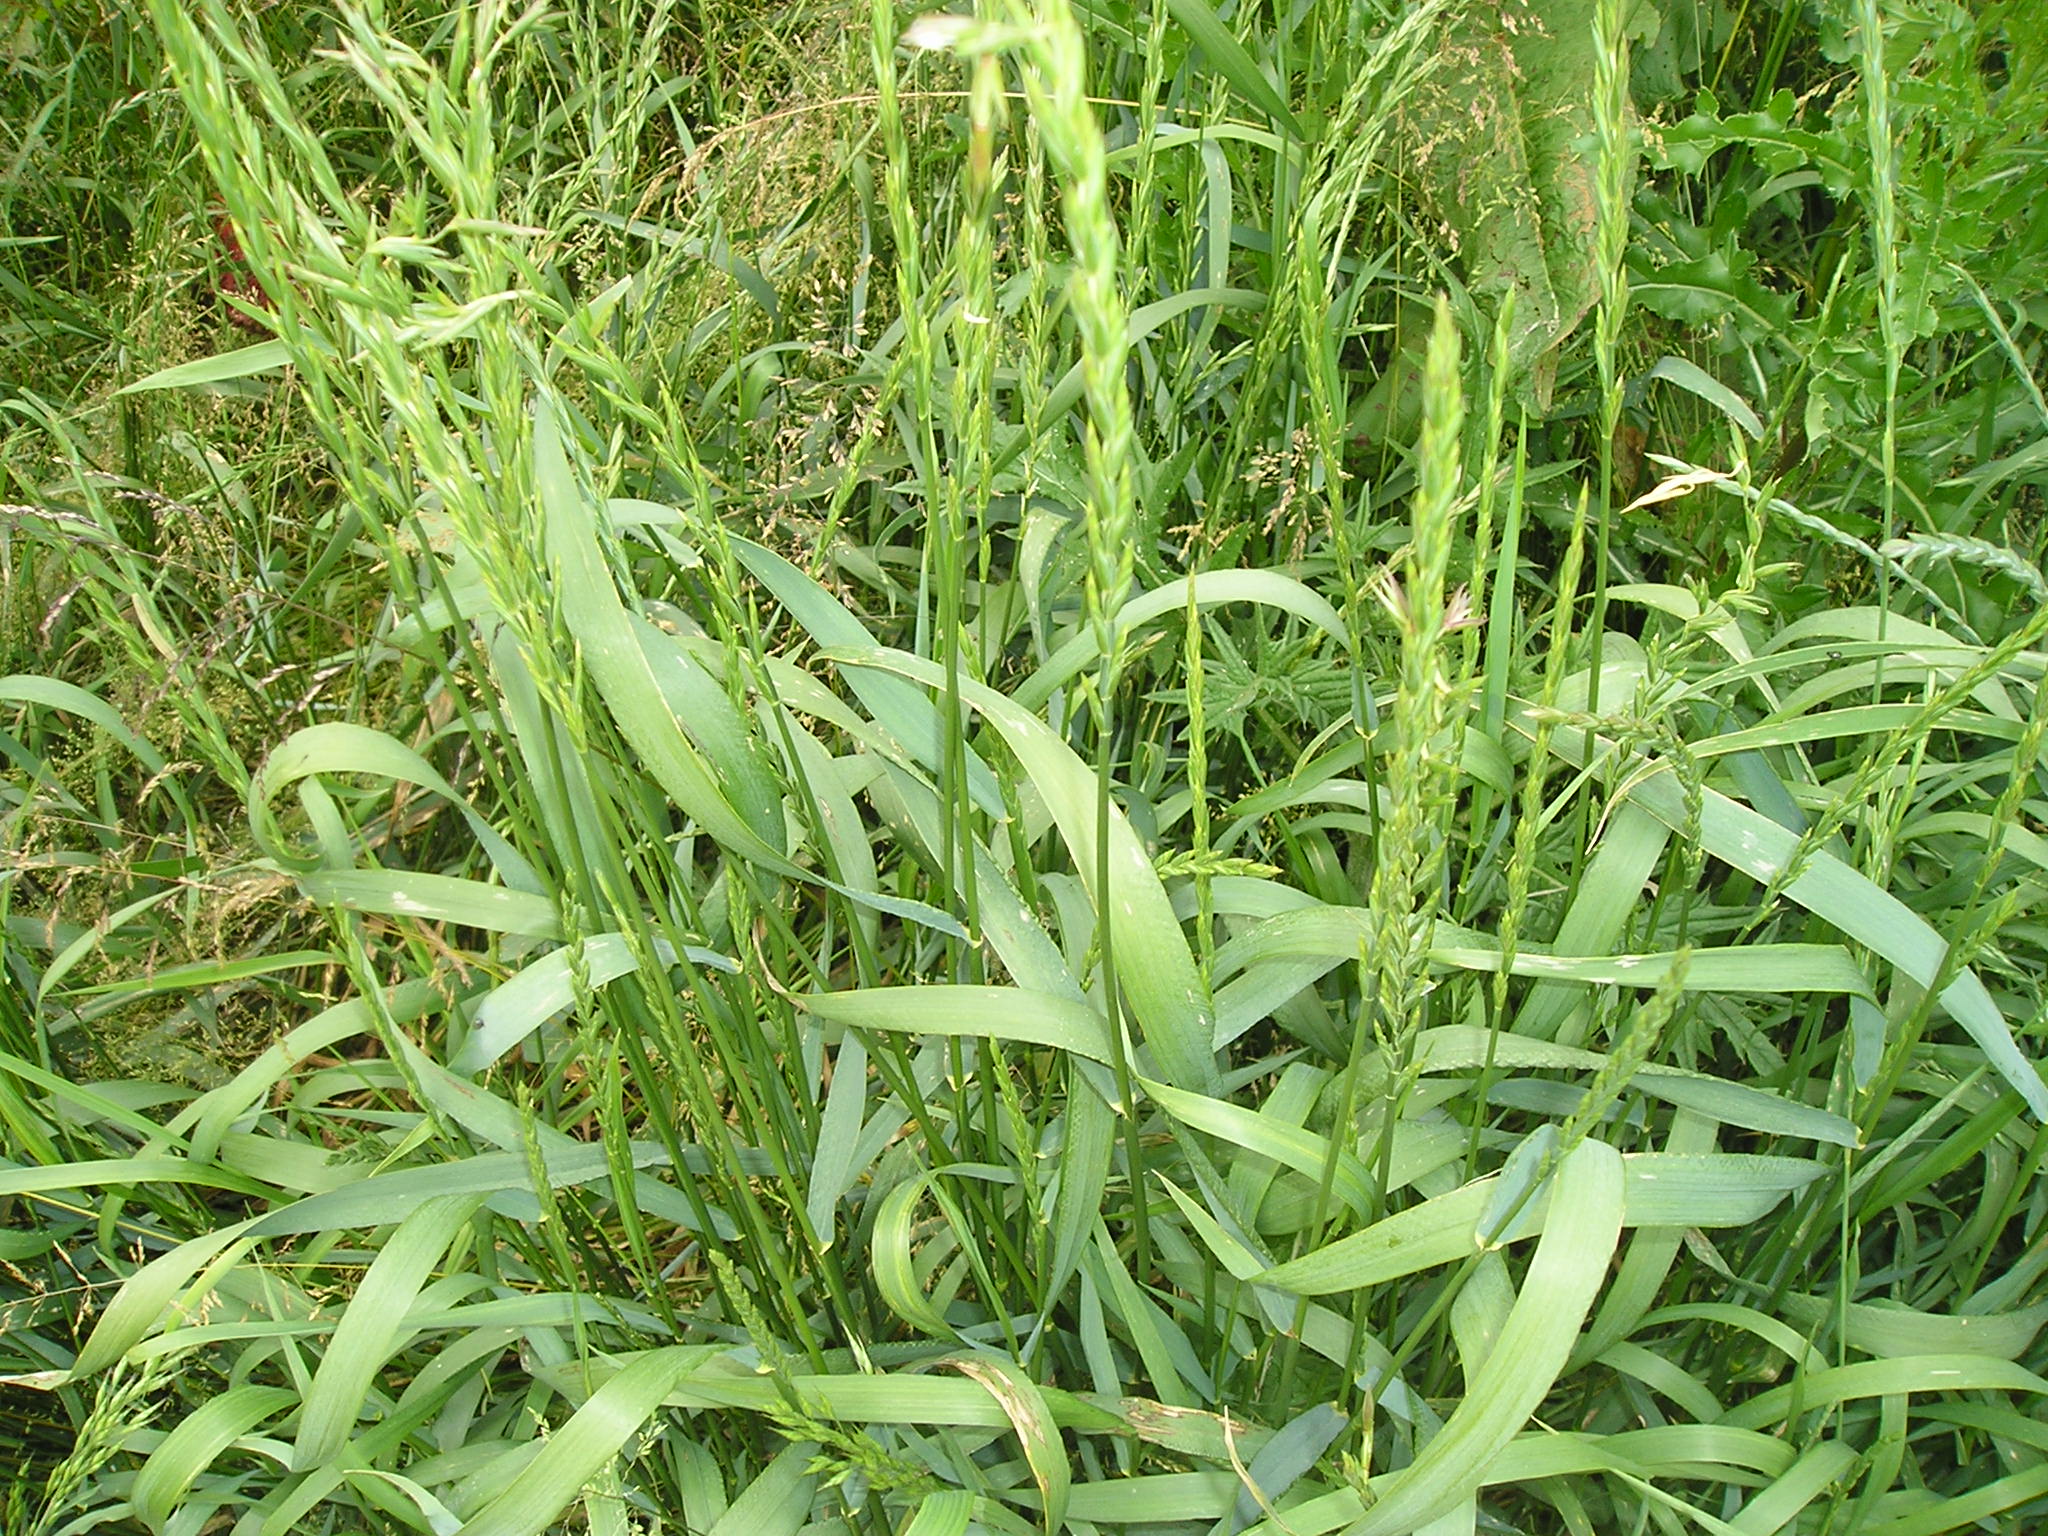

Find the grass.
[{"left": 3, "top": 0, "right": 2047, "bottom": 1532}]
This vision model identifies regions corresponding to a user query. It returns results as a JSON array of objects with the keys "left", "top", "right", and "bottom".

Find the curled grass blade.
[{"left": 830, "top": 645, "right": 1220, "bottom": 1095}]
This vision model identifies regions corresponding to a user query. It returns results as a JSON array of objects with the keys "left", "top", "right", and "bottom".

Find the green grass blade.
[
  {"left": 1, "top": 674, "right": 167, "bottom": 773},
  {"left": 732, "top": 535, "right": 1008, "bottom": 818},
  {"left": 130, "top": 1383, "right": 299, "bottom": 1529},
  {"left": 462, "top": 1348, "right": 750, "bottom": 1536},
  {"left": 871, "top": 1173, "right": 965, "bottom": 1341},
  {"left": 1553, "top": 725, "right": 2048, "bottom": 1117},
  {"left": 114, "top": 337, "right": 294, "bottom": 394},
  {"left": 833, "top": 646, "right": 1220, "bottom": 1095},
  {"left": 69, "top": 1223, "right": 261, "bottom": 1378},
  {"left": 451, "top": 933, "right": 738, "bottom": 1074},
  {"left": 1718, "top": 1355, "right": 2048, "bottom": 1432},
  {"left": 899, "top": 1490, "right": 974, "bottom": 1536},
  {"left": 535, "top": 397, "right": 789, "bottom": 864},
  {"left": 1160, "top": 0, "right": 1304, "bottom": 138},
  {"left": 1013, "top": 569, "right": 1348, "bottom": 714},
  {"left": 945, "top": 1354, "right": 1071, "bottom": 1532},
  {"left": 798, "top": 985, "right": 1113, "bottom": 1063},
  {"left": 1233, "top": 1402, "right": 1347, "bottom": 1530},
  {"left": 297, "top": 870, "right": 561, "bottom": 940},
  {"left": 806, "top": 1036, "right": 869, "bottom": 1244},
  {"left": 0, "top": 1156, "right": 269, "bottom": 1201},
  {"left": 1350, "top": 1139, "right": 1624, "bottom": 1534},
  {"left": 1140, "top": 1073, "right": 1376, "bottom": 1219},
  {"left": 1862, "top": 1464, "right": 2048, "bottom": 1536},
  {"left": 293, "top": 1192, "right": 485, "bottom": 1468},
  {"left": 1413, "top": 1027, "right": 1859, "bottom": 1147},
  {"left": 1777, "top": 1291, "right": 2048, "bottom": 1362},
  {"left": 1645, "top": 355, "right": 1764, "bottom": 439},
  {"left": 633, "top": 611, "right": 786, "bottom": 845},
  {"left": 250, "top": 722, "right": 537, "bottom": 887},
  {"left": 1256, "top": 1152, "right": 1820, "bottom": 1294},
  {"left": 1728, "top": 1440, "right": 1861, "bottom": 1536}
]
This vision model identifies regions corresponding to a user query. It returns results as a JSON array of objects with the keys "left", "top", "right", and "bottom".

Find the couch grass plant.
[{"left": 4, "top": 0, "right": 2048, "bottom": 1531}]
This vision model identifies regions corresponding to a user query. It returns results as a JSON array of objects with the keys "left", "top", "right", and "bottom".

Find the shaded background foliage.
[{"left": 2, "top": 0, "right": 2047, "bottom": 1532}]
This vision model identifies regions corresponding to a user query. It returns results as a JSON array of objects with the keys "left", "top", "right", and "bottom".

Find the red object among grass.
[{"left": 213, "top": 214, "right": 275, "bottom": 332}]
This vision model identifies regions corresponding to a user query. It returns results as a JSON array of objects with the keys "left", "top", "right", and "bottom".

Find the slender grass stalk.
[
  {"left": 1365, "top": 295, "right": 1462, "bottom": 1085},
  {"left": 869, "top": 0, "right": 956, "bottom": 904},
  {"left": 1014, "top": 108, "right": 1057, "bottom": 682},
  {"left": 943, "top": 46, "right": 1005, "bottom": 959},
  {"left": 1494, "top": 471, "right": 1593, "bottom": 1034},
  {"left": 955, "top": 0, "right": 1156, "bottom": 1277},
  {"left": 1128, "top": 0, "right": 1171, "bottom": 291},
  {"left": 1455, "top": 291, "right": 1518, "bottom": 900},
  {"left": 1582, "top": 0, "right": 1633, "bottom": 735},
  {"left": 1856, "top": 0, "right": 1900, "bottom": 702},
  {"left": 1302, "top": 300, "right": 1464, "bottom": 1402}
]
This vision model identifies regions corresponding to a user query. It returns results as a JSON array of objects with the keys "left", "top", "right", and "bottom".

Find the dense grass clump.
[{"left": 4, "top": 0, "right": 2048, "bottom": 1531}]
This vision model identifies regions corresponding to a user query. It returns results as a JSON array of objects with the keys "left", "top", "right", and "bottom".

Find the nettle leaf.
[
  {"left": 1629, "top": 244, "right": 1795, "bottom": 344},
  {"left": 1631, "top": 0, "right": 1737, "bottom": 102},
  {"left": 1650, "top": 89, "right": 1856, "bottom": 187}
]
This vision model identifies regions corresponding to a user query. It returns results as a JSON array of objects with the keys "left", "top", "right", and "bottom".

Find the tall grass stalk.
[
  {"left": 1856, "top": 0, "right": 1901, "bottom": 697},
  {"left": 970, "top": 0, "right": 1159, "bottom": 1272},
  {"left": 942, "top": 48, "right": 1004, "bottom": 959},
  {"left": 1323, "top": 300, "right": 1463, "bottom": 1359},
  {"left": 1582, "top": 0, "right": 1633, "bottom": 734},
  {"left": 869, "top": 0, "right": 957, "bottom": 901}
]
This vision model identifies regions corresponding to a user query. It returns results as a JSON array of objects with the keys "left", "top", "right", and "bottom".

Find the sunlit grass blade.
[
  {"left": 292, "top": 1191, "right": 489, "bottom": 1467},
  {"left": 799, "top": 984, "right": 1113, "bottom": 1063},
  {"left": 296, "top": 870, "right": 561, "bottom": 940},
  {"left": 1255, "top": 1151, "right": 1821, "bottom": 1294},
  {"left": 451, "top": 932, "right": 738, "bottom": 1074},
  {"left": 129, "top": 1384, "right": 300, "bottom": 1529},
  {"left": 1140, "top": 1073, "right": 1376, "bottom": 1219},
  {"left": 1348, "top": 1139, "right": 1623, "bottom": 1534},
  {"left": 536, "top": 397, "right": 789, "bottom": 863},
  {"left": 114, "top": 339, "right": 294, "bottom": 395},
  {"left": 462, "top": 1347, "right": 763, "bottom": 1536},
  {"left": 831, "top": 646, "right": 1221, "bottom": 1095},
  {"left": 1717, "top": 1355, "right": 2048, "bottom": 1433}
]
